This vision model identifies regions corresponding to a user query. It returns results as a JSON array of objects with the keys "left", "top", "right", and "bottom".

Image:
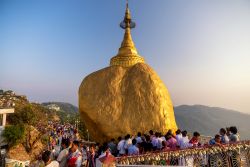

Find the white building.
[
  {"left": 46, "top": 104, "right": 60, "bottom": 111},
  {"left": 0, "top": 108, "right": 14, "bottom": 147}
]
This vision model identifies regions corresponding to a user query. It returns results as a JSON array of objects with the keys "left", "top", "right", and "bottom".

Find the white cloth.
[
  {"left": 157, "top": 137, "right": 163, "bottom": 149},
  {"left": 160, "top": 136, "right": 166, "bottom": 141},
  {"left": 179, "top": 136, "right": 193, "bottom": 149},
  {"left": 124, "top": 138, "right": 132, "bottom": 150},
  {"left": 57, "top": 148, "right": 69, "bottom": 167},
  {"left": 71, "top": 149, "right": 82, "bottom": 167},
  {"left": 46, "top": 161, "right": 59, "bottom": 167},
  {"left": 117, "top": 139, "right": 126, "bottom": 155},
  {"left": 176, "top": 134, "right": 182, "bottom": 146},
  {"left": 223, "top": 135, "right": 230, "bottom": 143},
  {"left": 151, "top": 137, "right": 158, "bottom": 147}
]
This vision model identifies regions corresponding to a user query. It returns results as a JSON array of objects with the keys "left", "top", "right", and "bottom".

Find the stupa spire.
[{"left": 110, "top": 0, "right": 145, "bottom": 67}]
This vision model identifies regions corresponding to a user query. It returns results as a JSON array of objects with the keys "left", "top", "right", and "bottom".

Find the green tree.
[{"left": 2, "top": 125, "right": 25, "bottom": 147}]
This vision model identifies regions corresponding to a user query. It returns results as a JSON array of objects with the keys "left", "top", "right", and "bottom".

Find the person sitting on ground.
[
  {"left": 179, "top": 130, "right": 193, "bottom": 149},
  {"left": 175, "top": 129, "right": 182, "bottom": 147},
  {"left": 209, "top": 134, "right": 223, "bottom": 146},
  {"left": 219, "top": 128, "right": 229, "bottom": 144},
  {"left": 165, "top": 131, "right": 177, "bottom": 149},
  {"left": 136, "top": 132, "right": 143, "bottom": 144},
  {"left": 128, "top": 139, "right": 139, "bottom": 155},
  {"left": 67, "top": 140, "right": 82, "bottom": 167},
  {"left": 229, "top": 126, "right": 240, "bottom": 142},
  {"left": 57, "top": 138, "right": 70, "bottom": 167},
  {"left": 189, "top": 132, "right": 201, "bottom": 147},
  {"left": 42, "top": 150, "right": 59, "bottom": 167},
  {"left": 86, "top": 144, "right": 98, "bottom": 167}
]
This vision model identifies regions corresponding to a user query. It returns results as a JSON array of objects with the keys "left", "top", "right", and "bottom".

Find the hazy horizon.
[{"left": 1, "top": 0, "right": 250, "bottom": 114}]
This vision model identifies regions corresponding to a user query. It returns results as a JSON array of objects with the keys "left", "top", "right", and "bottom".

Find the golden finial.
[{"left": 110, "top": 0, "right": 145, "bottom": 67}]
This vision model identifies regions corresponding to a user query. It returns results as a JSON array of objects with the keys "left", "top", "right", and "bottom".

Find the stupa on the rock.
[{"left": 79, "top": 2, "right": 178, "bottom": 142}]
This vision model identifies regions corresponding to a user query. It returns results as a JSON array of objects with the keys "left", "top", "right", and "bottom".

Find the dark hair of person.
[
  {"left": 182, "top": 130, "right": 187, "bottom": 137},
  {"left": 149, "top": 130, "right": 154, "bottom": 135},
  {"left": 167, "top": 129, "right": 172, "bottom": 135},
  {"left": 193, "top": 132, "right": 200, "bottom": 137},
  {"left": 155, "top": 132, "right": 159, "bottom": 137},
  {"left": 220, "top": 128, "right": 226, "bottom": 135},
  {"left": 165, "top": 132, "right": 172, "bottom": 140},
  {"left": 118, "top": 136, "right": 122, "bottom": 141},
  {"left": 62, "top": 138, "right": 70, "bottom": 148},
  {"left": 137, "top": 132, "right": 141, "bottom": 137},
  {"left": 215, "top": 134, "right": 220, "bottom": 139},
  {"left": 89, "top": 144, "right": 95, "bottom": 149},
  {"left": 132, "top": 139, "right": 137, "bottom": 145},
  {"left": 125, "top": 134, "right": 130, "bottom": 140},
  {"left": 73, "top": 140, "right": 79, "bottom": 147},
  {"left": 42, "top": 150, "right": 51, "bottom": 164},
  {"left": 145, "top": 135, "right": 150, "bottom": 142},
  {"left": 230, "top": 126, "right": 238, "bottom": 134},
  {"left": 111, "top": 138, "right": 115, "bottom": 142},
  {"left": 102, "top": 143, "right": 109, "bottom": 151},
  {"left": 176, "top": 129, "right": 181, "bottom": 135}
]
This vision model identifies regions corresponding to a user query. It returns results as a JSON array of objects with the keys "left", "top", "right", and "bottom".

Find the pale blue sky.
[{"left": 1, "top": 0, "right": 250, "bottom": 113}]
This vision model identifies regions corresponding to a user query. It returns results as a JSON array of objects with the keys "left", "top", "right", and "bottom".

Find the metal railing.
[{"left": 116, "top": 141, "right": 250, "bottom": 167}]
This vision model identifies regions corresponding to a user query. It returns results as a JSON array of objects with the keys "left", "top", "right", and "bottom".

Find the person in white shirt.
[
  {"left": 57, "top": 138, "right": 70, "bottom": 167},
  {"left": 160, "top": 133, "right": 166, "bottom": 142},
  {"left": 128, "top": 139, "right": 139, "bottom": 155},
  {"left": 175, "top": 129, "right": 183, "bottom": 147},
  {"left": 179, "top": 130, "right": 193, "bottom": 149},
  {"left": 117, "top": 137, "right": 126, "bottom": 156},
  {"left": 157, "top": 133, "right": 163, "bottom": 150},
  {"left": 219, "top": 128, "right": 230, "bottom": 144},
  {"left": 123, "top": 134, "right": 132, "bottom": 153},
  {"left": 42, "top": 150, "right": 59, "bottom": 167},
  {"left": 67, "top": 140, "right": 82, "bottom": 167},
  {"left": 151, "top": 132, "right": 159, "bottom": 150},
  {"left": 136, "top": 132, "right": 143, "bottom": 144}
]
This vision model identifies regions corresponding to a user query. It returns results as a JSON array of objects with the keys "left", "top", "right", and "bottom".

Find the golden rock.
[{"left": 78, "top": 2, "right": 177, "bottom": 143}]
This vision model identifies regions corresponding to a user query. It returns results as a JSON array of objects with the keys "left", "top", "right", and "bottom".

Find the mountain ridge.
[
  {"left": 174, "top": 105, "right": 250, "bottom": 140},
  {"left": 42, "top": 102, "right": 250, "bottom": 139}
]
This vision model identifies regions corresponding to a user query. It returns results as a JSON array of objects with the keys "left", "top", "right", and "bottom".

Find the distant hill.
[
  {"left": 174, "top": 105, "right": 250, "bottom": 140},
  {"left": 42, "top": 102, "right": 250, "bottom": 140},
  {"left": 42, "top": 102, "right": 78, "bottom": 114}
]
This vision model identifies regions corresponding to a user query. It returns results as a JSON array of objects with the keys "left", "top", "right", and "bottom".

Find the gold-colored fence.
[{"left": 116, "top": 141, "right": 250, "bottom": 167}]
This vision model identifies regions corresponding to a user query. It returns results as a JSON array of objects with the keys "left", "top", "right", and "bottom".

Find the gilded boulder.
[{"left": 79, "top": 63, "right": 177, "bottom": 142}]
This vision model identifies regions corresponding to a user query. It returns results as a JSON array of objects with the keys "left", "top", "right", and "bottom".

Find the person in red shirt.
[{"left": 189, "top": 131, "right": 201, "bottom": 147}]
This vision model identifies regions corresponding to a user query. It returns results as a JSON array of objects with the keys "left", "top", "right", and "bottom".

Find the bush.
[
  {"left": 3, "top": 125, "right": 25, "bottom": 147},
  {"left": 8, "top": 104, "right": 37, "bottom": 125}
]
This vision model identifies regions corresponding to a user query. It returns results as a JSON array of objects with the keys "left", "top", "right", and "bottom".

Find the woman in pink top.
[{"left": 165, "top": 132, "right": 178, "bottom": 149}]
